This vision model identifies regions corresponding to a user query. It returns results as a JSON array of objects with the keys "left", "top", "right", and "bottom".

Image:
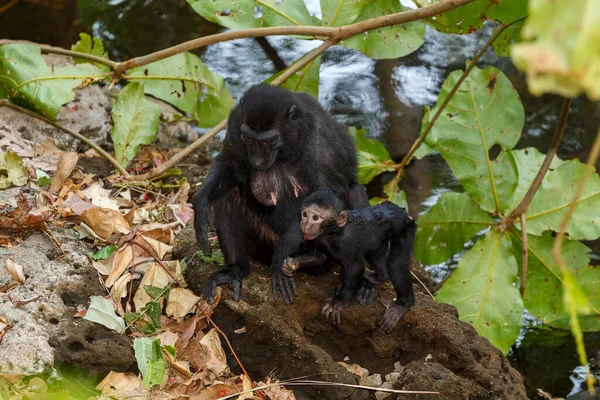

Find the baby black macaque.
[{"left": 282, "top": 189, "right": 416, "bottom": 333}]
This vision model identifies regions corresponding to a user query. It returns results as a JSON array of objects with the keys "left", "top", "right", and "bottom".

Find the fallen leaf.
[
  {"left": 338, "top": 362, "right": 369, "bottom": 377},
  {"left": 141, "top": 235, "right": 173, "bottom": 259},
  {"left": 262, "top": 379, "right": 297, "bottom": 400},
  {"left": 96, "top": 371, "right": 149, "bottom": 398},
  {"left": 83, "top": 296, "right": 125, "bottom": 332},
  {"left": 59, "top": 194, "right": 97, "bottom": 216},
  {"left": 200, "top": 329, "right": 227, "bottom": 377},
  {"left": 234, "top": 326, "right": 247, "bottom": 334},
  {"left": 133, "top": 263, "right": 174, "bottom": 311},
  {"left": 105, "top": 246, "right": 133, "bottom": 288},
  {"left": 6, "top": 259, "right": 25, "bottom": 284},
  {"left": 112, "top": 272, "right": 131, "bottom": 316},
  {"left": 51, "top": 152, "right": 78, "bottom": 194},
  {"left": 238, "top": 374, "right": 256, "bottom": 400},
  {"left": 0, "top": 150, "right": 28, "bottom": 189},
  {"left": 82, "top": 182, "right": 119, "bottom": 210},
  {"left": 166, "top": 288, "right": 200, "bottom": 321},
  {"left": 81, "top": 207, "right": 131, "bottom": 240},
  {"left": 189, "top": 383, "right": 242, "bottom": 400}
]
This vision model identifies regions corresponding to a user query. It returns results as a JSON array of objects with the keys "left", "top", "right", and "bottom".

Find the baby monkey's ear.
[{"left": 336, "top": 210, "right": 348, "bottom": 227}]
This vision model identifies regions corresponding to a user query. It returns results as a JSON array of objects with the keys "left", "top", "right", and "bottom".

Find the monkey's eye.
[
  {"left": 302, "top": 211, "right": 308, "bottom": 218},
  {"left": 312, "top": 215, "right": 319, "bottom": 221}
]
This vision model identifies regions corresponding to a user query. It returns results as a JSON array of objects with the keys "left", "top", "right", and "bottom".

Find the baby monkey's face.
[{"left": 300, "top": 205, "right": 328, "bottom": 240}]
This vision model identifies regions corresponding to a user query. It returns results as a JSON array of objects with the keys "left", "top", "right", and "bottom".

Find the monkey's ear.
[
  {"left": 286, "top": 104, "right": 297, "bottom": 119},
  {"left": 337, "top": 210, "right": 348, "bottom": 227}
]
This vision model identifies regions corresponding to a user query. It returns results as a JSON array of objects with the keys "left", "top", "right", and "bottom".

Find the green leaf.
[
  {"left": 71, "top": 33, "right": 110, "bottom": 72},
  {"left": 83, "top": 296, "right": 126, "bottom": 332},
  {"left": 509, "top": 231, "right": 599, "bottom": 331},
  {"left": 414, "top": 192, "right": 494, "bottom": 265},
  {"left": 426, "top": 66, "right": 524, "bottom": 213},
  {"left": 142, "top": 301, "right": 162, "bottom": 328},
  {"left": 492, "top": 20, "right": 524, "bottom": 57},
  {"left": 348, "top": 128, "right": 396, "bottom": 184},
  {"left": 143, "top": 285, "right": 167, "bottom": 300},
  {"left": 369, "top": 186, "right": 408, "bottom": 210},
  {"left": 511, "top": 0, "right": 600, "bottom": 99},
  {"left": 187, "top": 0, "right": 317, "bottom": 30},
  {"left": 498, "top": 147, "right": 565, "bottom": 215},
  {"left": 423, "top": 0, "right": 528, "bottom": 34},
  {"left": 0, "top": 150, "right": 28, "bottom": 189},
  {"left": 342, "top": 0, "right": 425, "bottom": 59},
  {"left": 88, "top": 245, "right": 117, "bottom": 261},
  {"left": 111, "top": 82, "right": 160, "bottom": 168},
  {"left": 279, "top": 55, "right": 321, "bottom": 98},
  {"left": 195, "top": 249, "right": 225, "bottom": 265},
  {"left": 0, "top": 44, "right": 105, "bottom": 118},
  {"left": 525, "top": 159, "right": 600, "bottom": 240},
  {"left": 124, "top": 312, "right": 141, "bottom": 325},
  {"left": 436, "top": 230, "right": 524, "bottom": 353},
  {"left": 35, "top": 169, "right": 51, "bottom": 187},
  {"left": 412, "top": 106, "right": 437, "bottom": 160},
  {"left": 127, "top": 53, "right": 233, "bottom": 127},
  {"left": 320, "top": 0, "right": 369, "bottom": 26},
  {"left": 143, "top": 359, "right": 166, "bottom": 389},
  {"left": 133, "top": 337, "right": 154, "bottom": 378}
]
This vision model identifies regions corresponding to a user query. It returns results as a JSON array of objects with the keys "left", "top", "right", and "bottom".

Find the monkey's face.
[
  {"left": 300, "top": 205, "right": 347, "bottom": 240},
  {"left": 240, "top": 124, "right": 282, "bottom": 169}
]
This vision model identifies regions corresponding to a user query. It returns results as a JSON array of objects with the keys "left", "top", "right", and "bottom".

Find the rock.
[
  {"left": 359, "top": 373, "right": 382, "bottom": 388},
  {"left": 181, "top": 222, "right": 527, "bottom": 400}
]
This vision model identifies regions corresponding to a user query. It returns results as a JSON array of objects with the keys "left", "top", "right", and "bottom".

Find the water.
[{"left": 1, "top": 1, "right": 599, "bottom": 397}]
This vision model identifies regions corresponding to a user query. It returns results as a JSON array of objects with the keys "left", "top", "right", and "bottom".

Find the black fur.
[
  {"left": 301, "top": 189, "right": 416, "bottom": 332},
  {"left": 193, "top": 84, "right": 368, "bottom": 304}
]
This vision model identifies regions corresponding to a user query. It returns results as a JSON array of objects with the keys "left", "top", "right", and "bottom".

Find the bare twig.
[
  {"left": 0, "top": 100, "right": 128, "bottom": 176},
  {"left": 552, "top": 127, "right": 600, "bottom": 394},
  {"left": 519, "top": 214, "right": 528, "bottom": 296},
  {"left": 499, "top": 98, "right": 571, "bottom": 231},
  {"left": 0, "top": 0, "right": 19, "bottom": 14},
  {"left": 410, "top": 270, "right": 434, "bottom": 300},
  {"left": 199, "top": 307, "right": 265, "bottom": 400},
  {"left": 387, "top": 22, "right": 511, "bottom": 198}
]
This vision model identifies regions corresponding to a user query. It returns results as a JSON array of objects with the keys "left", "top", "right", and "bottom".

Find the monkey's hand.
[
  {"left": 202, "top": 266, "right": 243, "bottom": 304},
  {"left": 282, "top": 257, "right": 299, "bottom": 277},
  {"left": 379, "top": 298, "right": 409, "bottom": 333},
  {"left": 271, "top": 268, "right": 297, "bottom": 304},
  {"left": 321, "top": 297, "right": 350, "bottom": 324},
  {"left": 357, "top": 279, "right": 378, "bottom": 305}
]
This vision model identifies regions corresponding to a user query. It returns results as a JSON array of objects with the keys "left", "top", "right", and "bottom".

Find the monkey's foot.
[
  {"left": 202, "top": 268, "right": 243, "bottom": 304},
  {"left": 321, "top": 297, "right": 350, "bottom": 324},
  {"left": 271, "top": 268, "right": 297, "bottom": 305},
  {"left": 357, "top": 279, "right": 378, "bottom": 305},
  {"left": 282, "top": 257, "right": 299, "bottom": 277},
  {"left": 379, "top": 299, "right": 408, "bottom": 333}
]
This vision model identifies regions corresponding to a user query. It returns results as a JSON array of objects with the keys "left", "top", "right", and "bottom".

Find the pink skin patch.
[
  {"left": 289, "top": 176, "right": 302, "bottom": 198},
  {"left": 270, "top": 191, "right": 277, "bottom": 206}
]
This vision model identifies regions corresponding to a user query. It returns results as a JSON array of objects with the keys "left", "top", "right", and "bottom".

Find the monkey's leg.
[
  {"left": 380, "top": 222, "right": 416, "bottom": 333},
  {"left": 357, "top": 245, "right": 390, "bottom": 305},
  {"left": 201, "top": 190, "right": 251, "bottom": 304}
]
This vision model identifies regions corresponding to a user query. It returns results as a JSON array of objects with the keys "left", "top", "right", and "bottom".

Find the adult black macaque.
[
  {"left": 193, "top": 84, "right": 369, "bottom": 305},
  {"left": 282, "top": 189, "right": 416, "bottom": 333}
]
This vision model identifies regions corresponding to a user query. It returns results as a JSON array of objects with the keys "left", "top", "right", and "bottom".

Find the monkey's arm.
[
  {"left": 192, "top": 161, "right": 233, "bottom": 251},
  {"left": 269, "top": 218, "right": 304, "bottom": 304}
]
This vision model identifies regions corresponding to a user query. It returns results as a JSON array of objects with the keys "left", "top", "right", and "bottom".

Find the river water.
[{"left": 1, "top": 0, "right": 599, "bottom": 397}]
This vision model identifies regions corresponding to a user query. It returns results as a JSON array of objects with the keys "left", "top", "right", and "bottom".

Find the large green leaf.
[
  {"left": 525, "top": 159, "right": 600, "bottom": 240},
  {"left": 436, "top": 230, "right": 524, "bottom": 353},
  {"left": 426, "top": 66, "right": 524, "bottom": 214},
  {"left": 127, "top": 53, "right": 233, "bottom": 127},
  {"left": 320, "top": 0, "right": 369, "bottom": 27},
  {"left": 422, "top": 0, "right": 528, "bottom": 34},
  {"left": 498, "top": 147, "right": 565, "bottom": 215},
  {"left": 342, "top": 0, "right": 425, "bottom": 59},
  {"left": 512, "top": 0, "right": 600, "bottom": 100},
  {"left": 0, "top": 150, "right": 28, "bottom": 189},
  {"left": 492, "top": 20, "right": 524, "bottom": 57},
  {"left": 414, "top": 192, "right": 494, "bottom": 265},
  {"left": 348, "top": 128, "right": 396, "bottom": 184},
  {"left": 71, "top": 33, "right": 111, "bottom": 72},
  {"left": 509, "top": 231, "right": 600, "bottom": 331},
  {"left": 412, "top": 106, "right": 437, "bottom": 160},
  {"left": 187, "top": 0, "right": 318, "bottom": 30},
  {"left": 370, "top": 185, "right": 408, "bottom": 211},
  {"left": 111, "top": 83, "right": 160, "bottom": 168},
  {"left": 0, "top": 44, "right": 105, "bottom": 118}
]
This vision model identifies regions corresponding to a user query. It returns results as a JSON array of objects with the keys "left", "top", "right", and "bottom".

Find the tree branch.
[
  {"left": 387, "top": 21, "right": 510, "bottom": 197},
  {"left": 519, "top": 214, "right": 528, "bottom": 296},
  {"left": 499, "top": 97, "right": 571, "bottom": 232},
  {"left": 0, "top": 100, "right": 128, "bottom": 176}
]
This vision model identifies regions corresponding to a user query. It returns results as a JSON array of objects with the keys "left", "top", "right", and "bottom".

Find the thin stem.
[
  {"left": 387, "top": 21, "right": 513, "bottom": 197},
  {"left": 129, "top": 40, "right": 334, "bottom": 181},
  {"left": 519, "top": 214, "right": 528, "bottom": 296},
  {"left": 0, "top": 100, "right": 128, "bottom": 176},
  {"left": 500, "top": 98, "right": 571, "bottom": 231},
  {"left": 552, "top": 127, "right": 600, "bottom": 394}
]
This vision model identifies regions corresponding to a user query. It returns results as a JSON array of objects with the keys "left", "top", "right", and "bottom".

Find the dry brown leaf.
[
  {"left": 123, "top": 205, "right": 137, "bottom": 226},
  {"left": 262, "top": 379, "right": 297, "bottom": 400},
  {"left": 338, "top": 361, "right": 369, "bottom": 377},
  {"left": 166, "top": 288, "right": 200, "bottom": 321},
  {"left": 133, "top": 263, "right": 173, "bottom": 311},
  {"left": 59, "top": 193, "right": 97, "bottom": 216},
  {"left": 175, "top": 317, "right": 199, "bottom": 353},
  {"left": 237, "top": 374, "right": 255, "bottom": 400},
  {"left": 91, "top": 258, "right": 112, "bottom": 276},
  {"left": 105, "top": 246, "right": 133, "bottom": 288},
  {"left": 80, "top": 208, "right": 131, "bottom": 240},
  {"left": 6, "top": 259, "right": 25, "bottom": 284},
  {"left": 200, "top": 329, "right": 228, "bottom": 377},
  {"left": 83, "top": 148, "right": 101, "bottom": 158},
  {"left": 96, "top": 371, "right": 149, "bottom": 399},
  {"left": 51, "top": 152, "right": 78, "bottom": 194},
  {"left": 162, "top": 346, "right": 192, "bottom": 379},
  {"left": 234, "top": 326, "right": 247, "bottom": 334},
  {"left": 112, "top": 272, "right": 131, "bottom": 316},
  {"left": 138, "top": 224, "right": 176, "bottom": 245},
  {"left": 141, "top": 235, "right": 173, "bottom": 259},
  {"left": 189, "top": 383, "right": 242, "bottom": 400},
  {"left": 82, "top": 182, "right": 119, "bottom": 210}
]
